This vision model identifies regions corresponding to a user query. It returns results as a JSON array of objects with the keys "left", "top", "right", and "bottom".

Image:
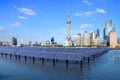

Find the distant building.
[
  {"left": 117, "top": 38, "right": 120, "bottom": 44},
  {"left": 109, "top": 31, "right": 117, "bottom": 47},
  {"left": 29, "top": 40, "right": 32, "bottom": 46},
  {"left": 103, "top": 20, "right": 115, "bottom": 46},
  {"left": 33, "top": 41, "right": 38, "bottom": 46},
  {"left": 77, "top": 33, "right": 82, "bottom": 46},
  {"left": 96, "top": 28, "right": 100, "bottom": 38},
  {"left": 93, "top": 38, "right": 98, "bottom": 45},
  {"left": 89, "top": 31, "right": 96, "bottom": 45},
  {"left": 73, "top": 35, "right": 78, "bottom": 46},
  {"left": 51, "top": 37, "right": 54, "bottom": 45},
  {"left": 83, "top": 31, "right": 90, "bottom": 46},
  {"left": 97, "top": 38, "right": 107, "bottom": 45},
  {"left": 11, "top": 37, "right": 17, "bottom": 46},
  {"left": 46, "top": 40, "right": 50, "bottom": 45},
  {"left": 73, "top": 33, "right": 82, "bottom": 46}
]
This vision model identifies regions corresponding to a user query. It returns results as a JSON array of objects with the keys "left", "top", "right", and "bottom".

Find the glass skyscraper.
[
  {"left": 96, "top": 28, "right": 100, "bottom": 38},
  {"left": 103, "top": 20, "right": 115, "bottom": 46}
]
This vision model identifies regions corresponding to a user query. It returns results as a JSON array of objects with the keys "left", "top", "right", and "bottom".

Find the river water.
[{"left": 0, "top": 50, "right": 120, "bottom": 80}]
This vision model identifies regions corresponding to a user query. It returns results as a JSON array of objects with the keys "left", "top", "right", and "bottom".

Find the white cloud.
[
  {"left": 84, "top": 11, "right": 93, "bottom": 16},
  {"left": 74, "top": 11, "right": 93, "bottom": 17},
  {"left": 11, "top": 22, "right": 21, "bottom": 27},
  {"left": 80, "top": 24, "right": 92, "bottom": 28},
  {"left": 18, "top": 16, "right": 27, "bottom": 19},
  {"left": 96, "top": 8, "right": 106, "bottom": 13},
  {"left": 74, "top": 8, "right": 106, "bottom": 17},
  {"left": 18, "top": 8, "right": 36, "bottom": 15},
  {"left": 0, "top": 26, "right": 4, "bottom": 30},
  {"left": 83, "top": 0, "right": 92, "bottom": 5},
  {"left": 74, "top": 13, "right": 83, "bottom": 17}
]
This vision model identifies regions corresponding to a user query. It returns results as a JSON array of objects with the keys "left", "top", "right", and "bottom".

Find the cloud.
[
  {"left": 0, "top": 26, "right": 4, "bottom": 30},
  {"left": 83, "top": 0, "right": 92, "bottom": 5},
  {"left": 74, "top": 13, "right": 83, "bottom": 17},
  {"left": 96, "top": 8, "right": 106, "bottom": 13},
  {"left": 11, "top": 22, "right": 21, "bottom": 27},
  {"left": 79, "top": 24, "right": 92, "bottom": 28},
  {"left": 18, "top": 16, "right": 27, "bottom": 19},
  {"left": 74, "top": 11, "right": 93, "bottom": 17},
  {"left": 18, "top": 8, "right": 36, "bottom": 15},
  {"left": 74, "top": 8, "right": 106, "bottom": 17}
]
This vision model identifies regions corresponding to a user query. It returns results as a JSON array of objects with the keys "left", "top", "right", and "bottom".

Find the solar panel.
[{"left": 0, "top": 46, "right": 110, "bottom": 62}]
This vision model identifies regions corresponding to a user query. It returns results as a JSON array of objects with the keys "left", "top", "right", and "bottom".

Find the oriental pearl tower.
[{"left": 65, "top": 8, "right": 71, "bottom": 46}]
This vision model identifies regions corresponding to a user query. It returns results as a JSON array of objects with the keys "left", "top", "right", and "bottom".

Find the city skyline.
[{"left": 0, "top": 0, "right": 120, "bottom": 44}]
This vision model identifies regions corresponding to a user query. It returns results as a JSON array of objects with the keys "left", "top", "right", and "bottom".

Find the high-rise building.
[
  {"left": 78, "top": 33, "right": 82, "bottom": 46},
  {"left": 73, "top": 33, "right": 82, "bottom": 46},
  {"left": 83, "top": 31, "right": 90, "bottom": 46},
  {"left": 109, "top": 31, "right": 117, "bottom": 47},
  {"left": 89, "top": 31, "right": 96, "bottom": 45},
  {"left": 11, "top": 37, "right": 17, "bottom": 46},
  {"left": 96, "top": 28, "right": 100, "bottom": 38},
  {"left": 73, "top": 35, "right": 78, "bottom": 46},
  {"left": 117, "top": 38, "right": 120, "bottom": 44},
  {"left": 51, "top": 37, "right": 54, "bottom": 45},
  {"left": 103, "top": 20, "right": 115, "bottom": 46}
]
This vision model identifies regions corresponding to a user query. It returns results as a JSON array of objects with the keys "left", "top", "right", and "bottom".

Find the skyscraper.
[
  {"left": 29, "top": 40, "right": 32, "bottom": 46},
  {"left": 117, "top": 38, "right": 120, "bottom": 44},
  {"left": 73, "top": 35, "right": 78, "bottom": 46},
  {"left": 11, "top": 37, "right": 17, "bottom": 46},
  {"left": 109, "top": 31, "right": 117, "bottom": 47},
  {"left": 73, "top": 33, "right": 82, "bottom": 46},
  {"left": 78, "top": 33, "right": 82, "bottom": 46},
  {"left": 96, "top": 28, "right": 100, "bottom": 38},
  {"left": 89, "top": 31, "right": 96, "bottom": 45},
  {"left": 83, "top": 31, "right": 90, "bottom": 46},
  {"left": 51, "top": 37, "right": 54, "bottom": 45},
  {"left": 103, "top": 20, "right": 115, "bottom": 46}
]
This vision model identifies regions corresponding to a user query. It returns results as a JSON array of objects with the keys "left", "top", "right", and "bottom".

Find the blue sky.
[{"left": 0, "top": 0, "right": 120, "bottom": 44}]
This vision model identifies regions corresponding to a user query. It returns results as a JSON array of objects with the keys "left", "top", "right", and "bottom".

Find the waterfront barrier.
[{"left": 0, "top": 46, "right": 110, "bottom": 66}]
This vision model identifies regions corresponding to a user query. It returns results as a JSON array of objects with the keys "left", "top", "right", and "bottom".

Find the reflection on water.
[
  {"left": 0, "top": 50, "right": 120, "bottom": 80},
  {"left": 113, "top": 53, "right": 119, "bottom": 61}
]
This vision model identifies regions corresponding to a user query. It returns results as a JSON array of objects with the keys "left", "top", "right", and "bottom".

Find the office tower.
[
  {"left": 78, "top": 33, "right": 82, "bottom": 46},
  {"left": 109, "top": 31, "right": 117, "bottom": 47},
  {"left": 11, "top": 37, "right": 17, "bottom": 46},
  {"left": 89, "top": 31, "right": 96, "bottom": 45},
  {"left": 51, "top": 37, "right": 54, "bottom": 45},
  {"left": 29, "top": 40, "right": 32, "bottom": 46},
  {"left": 73, "top": 35, "right": 78, "bottom": 46},
  {"left": 73, "top": 33, "right": 82, "bottom": 46},
  {"left": 103, "top": 20, "right": 115, "bottom": 46},
  {"left": 35, "top": 41, "right": 38, "bottom": 46},
  {"left": 96, "top": 28, "right": 100, "bottom": 38},
  {"left": 117, "top": 38, "right": 120, "bottom": 44},
  {"left": 83, "top": 31, "right": 90, "bottom": 46}
]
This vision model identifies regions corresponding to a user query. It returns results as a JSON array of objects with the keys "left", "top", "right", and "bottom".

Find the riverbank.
[{"left": 111, "top": 47, "right": 120, "bottom": 50}]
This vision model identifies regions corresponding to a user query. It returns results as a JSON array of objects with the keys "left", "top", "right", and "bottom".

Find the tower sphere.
[{"left": 67, "top": 20, "right": 71, "bottom": 24}]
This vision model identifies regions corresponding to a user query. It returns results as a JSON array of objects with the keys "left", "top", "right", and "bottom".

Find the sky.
[{"left": 0, "top": 0, "right": 120, "bottom": 44}]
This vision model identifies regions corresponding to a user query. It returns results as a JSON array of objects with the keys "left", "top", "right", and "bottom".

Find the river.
[{"left": 0, "top": 50, "right": 120, "bottom": 80}]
